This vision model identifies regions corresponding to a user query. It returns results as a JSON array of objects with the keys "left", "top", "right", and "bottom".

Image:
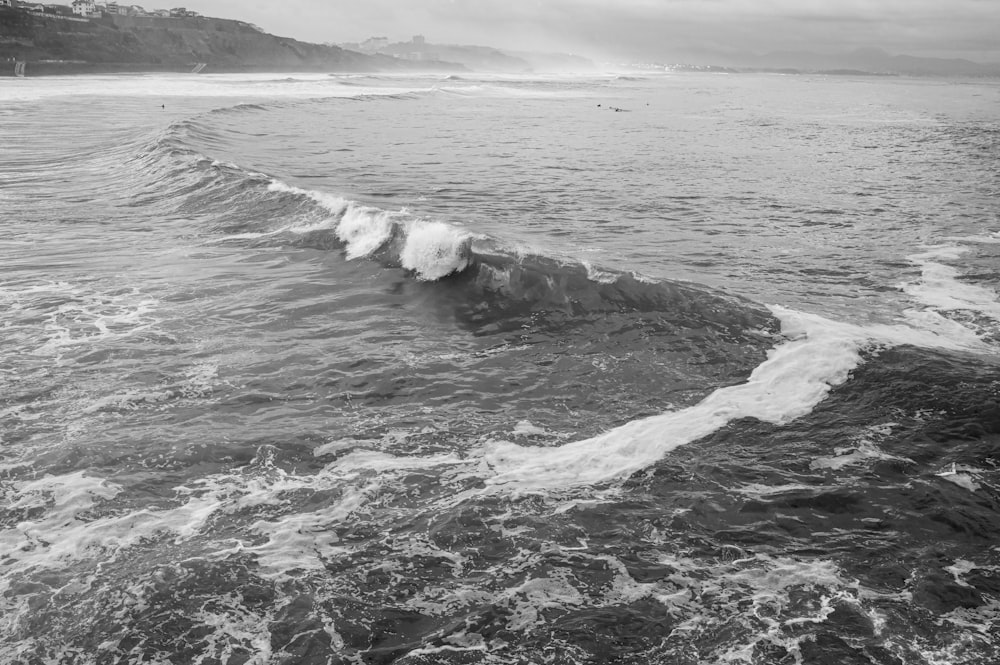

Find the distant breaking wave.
[{"left": 266, "top": 180, "right": 474, "bottom": 281}]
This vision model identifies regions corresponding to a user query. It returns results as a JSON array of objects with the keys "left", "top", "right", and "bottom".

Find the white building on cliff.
[{"left": 71, "top": 0, "right": 96, "bottom": 16}]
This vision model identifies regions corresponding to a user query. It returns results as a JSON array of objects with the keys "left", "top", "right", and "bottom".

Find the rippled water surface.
[{"left": 1, "top": 72, "right": 999, "bottom": 664}]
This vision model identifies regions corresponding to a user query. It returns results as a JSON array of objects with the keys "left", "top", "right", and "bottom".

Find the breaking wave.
[{"left": 122, "top": 113, "right": 776, "bottom": 338}]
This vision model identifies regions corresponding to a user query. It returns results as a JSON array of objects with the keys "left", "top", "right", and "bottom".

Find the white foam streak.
[
  {"left": 899, "top": 308, "right": 989, "bottom": 346},
  {"left": 247, "top": 509, "right": 352, "bottom": 575},
  {"left": 936, "top": 464, "right": 983, "bottom": 492},
  {"left": 904, "top": 246, "right": 1000, "bottom": 322},
  {"left": 582, "top": 261, "right": 618, "bottom": 284},
  {"left": 484, "top": 305, "right": 994, "bottom": 491},
  {"left": 944, "top": 232, "right": 1000, "bottom": 245},
  {"left": 483, "top": 307, "right": 861, "bottom": 490},
  {"left": 428, "top": 83, "right": 571, "bottom": 99},
  {"left": 0, "top": 73, "right": 429, "bottom": 103},
  {"left": 811, "top": 441, "right": 908, "bottom": 471},
  {"left": 267, "top": 180, "right": 347, "bottom": 217},
  {"left": 30, "top": 296, "right": 159, "bottom": 358},
  {"left": 209, "top": 228, "right": 286, "bottom": 241}
]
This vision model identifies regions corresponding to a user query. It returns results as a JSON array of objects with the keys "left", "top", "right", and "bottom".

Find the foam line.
[
  {"left": 904, "top": 246, "right": 1000, "bottom": 322},
  {"left": 482, "top": 306, "right": 993, "bottom": 491},
  {"left": 267, "top": 180, "right": 348, "bottom": 215}
]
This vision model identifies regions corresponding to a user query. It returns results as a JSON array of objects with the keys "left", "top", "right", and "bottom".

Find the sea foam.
[
  {"left": 482, "top": 304, "right": 994, "bottom": 492},
  {"left": 904, "top": 246, "right": 1000, "bottom": 322}
]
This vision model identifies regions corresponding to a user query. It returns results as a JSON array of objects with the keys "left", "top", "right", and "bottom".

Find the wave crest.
[
  {"left": 400, "top": 221, "right": 474, "bottom": 280},
  {"left": 263, "top": 180, "right": 475, "bottom": 280}
]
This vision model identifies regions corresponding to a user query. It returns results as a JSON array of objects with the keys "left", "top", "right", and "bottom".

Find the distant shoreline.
[
  {"left": 0, "top": 6, "right": 462, "bottom": 78},
  {"left": 1, "top": 61, "right": 402, "bottom": 77}
]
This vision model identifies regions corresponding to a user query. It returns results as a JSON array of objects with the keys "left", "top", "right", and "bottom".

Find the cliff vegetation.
[{"left": 0, "top": 7, "right": 450, "bottom": 75}]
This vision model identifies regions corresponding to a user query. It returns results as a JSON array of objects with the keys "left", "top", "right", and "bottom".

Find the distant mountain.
[{"left": 734, "top": 47, "right": 1000, "bottom": 77}]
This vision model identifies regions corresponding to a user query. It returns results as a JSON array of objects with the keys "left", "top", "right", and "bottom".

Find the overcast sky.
[{"left": 181, "top": 0, "right": 1000, "bottom": 63}]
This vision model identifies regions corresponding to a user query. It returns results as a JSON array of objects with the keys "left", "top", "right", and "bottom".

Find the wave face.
[{"left": 1, "top": 73, "right": 999, "bottom": 664}]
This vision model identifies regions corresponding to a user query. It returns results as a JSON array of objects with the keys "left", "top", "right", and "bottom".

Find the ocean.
[{"left": 1, "top": 71, "right": 998, "bottom": 664}]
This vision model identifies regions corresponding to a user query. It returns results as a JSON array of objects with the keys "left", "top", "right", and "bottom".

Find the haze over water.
[{"left": 1, "top": 72, "right": 999, "bottom": 664}]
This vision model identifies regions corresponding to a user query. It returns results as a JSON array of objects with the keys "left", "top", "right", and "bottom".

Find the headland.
[{"left": 0, "top": 2, "right": 460, "bottom": 76}]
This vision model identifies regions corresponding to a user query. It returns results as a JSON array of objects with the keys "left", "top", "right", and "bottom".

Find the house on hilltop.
[
  {"left": 100, "top": 1, "right": 128, "bottom": 15},
  {"left": 71, "top": 0, "right": 96, "bottom": 16}
]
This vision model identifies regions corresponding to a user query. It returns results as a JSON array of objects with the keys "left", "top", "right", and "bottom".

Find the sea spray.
[
  {"left": 400, "top": 220, "right": 473, "bottom": 280},
  {"left": 267, "top": 179, "right": 473, "bottom": 278},
  {"left": 335, "top": 204, "right": 399, "bottom": 259}
]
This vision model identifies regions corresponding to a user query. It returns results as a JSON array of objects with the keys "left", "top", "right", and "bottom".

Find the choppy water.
[{"left": 1, "top": 71, "right": 999, "bottom": 664}]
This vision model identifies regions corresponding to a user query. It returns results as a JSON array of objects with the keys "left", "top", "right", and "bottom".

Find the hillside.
[{"left": 0, "top": 8, "right": 457, "bottom": 75}]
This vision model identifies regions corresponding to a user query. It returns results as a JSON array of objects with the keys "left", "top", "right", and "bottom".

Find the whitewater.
[{"left": 1, "top": 71, "right": 999, "bottom": 665}]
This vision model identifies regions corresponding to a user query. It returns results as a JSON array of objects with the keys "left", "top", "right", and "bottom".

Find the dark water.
[{"left": 1, "top": 72, "right": 999, "bottom": 664}]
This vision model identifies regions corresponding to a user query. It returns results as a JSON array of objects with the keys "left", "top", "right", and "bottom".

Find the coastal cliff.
[{"left": 0, "top": 8, "right": 453, "bottom": 75}]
